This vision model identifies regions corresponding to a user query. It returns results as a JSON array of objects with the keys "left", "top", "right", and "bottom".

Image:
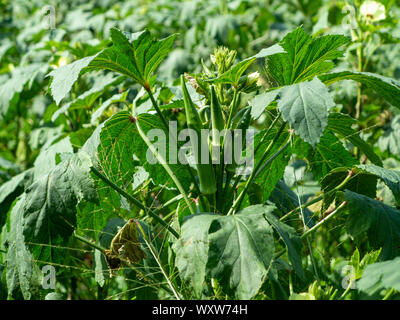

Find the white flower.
[
  {"left": 360, "top": 1, "right": 386, "bottom": 22},
  {"left": 248, "top": 72, "right": 260, "bottom": 82}
]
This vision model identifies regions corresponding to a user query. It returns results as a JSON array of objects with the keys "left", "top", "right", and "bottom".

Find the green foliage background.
[{"left": 0, "top": 0, "right": 400, "bottom": 300}]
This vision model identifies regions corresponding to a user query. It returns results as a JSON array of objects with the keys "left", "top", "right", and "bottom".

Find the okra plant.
[{"left": 1, "top": 0, "right": 400, "bottom": 300}]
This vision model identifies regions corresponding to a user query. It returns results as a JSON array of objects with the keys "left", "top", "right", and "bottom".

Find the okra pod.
[
  {"left": 181, "top": 75, "right": 217, "bottom": 195},
  {"left": 226, "top": 107, "right": 251, "bottom": 173}
]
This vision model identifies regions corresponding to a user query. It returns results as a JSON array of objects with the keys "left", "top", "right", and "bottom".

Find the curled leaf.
[{"left": 105, "top": 219, "right": 146, "bottom": 275}]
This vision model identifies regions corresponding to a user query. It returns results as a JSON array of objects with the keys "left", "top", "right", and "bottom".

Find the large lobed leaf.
[
  {"left": 11, "top": 152, "right": 98, "bottom": 262},
  {"left": 6, "top": 201, "right": 39, "bottom": 300},
  {"left": 345, "top": 190, "right": 400, "bottom": 259},
  {"left": 206, "top": 205, "right": 275, "bottom": 299},
  {"left": 263, "top": 210, "right": 304, "bottom": 279},
  {"left": 265, "top": 27, "right": 349, "bottom": 85},
  {"left": 97, "top": 111, "right": 191, "bottom": 190},
  {"left": 48, "top": 28, "right": 176, "bottom": 104},
  {"left": 320, "top": 71, "right": 400, "bottom": 109},
  {"left": 173, "top": 214, "right": 215, "bottom": 298},
  {"left": 174, "top": 205, "right": 286, "bottom": 299}
]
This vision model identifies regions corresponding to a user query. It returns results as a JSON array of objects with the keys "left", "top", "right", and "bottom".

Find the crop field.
[{"left": 0, "top": 0, "right": 400, "bottom": 301}]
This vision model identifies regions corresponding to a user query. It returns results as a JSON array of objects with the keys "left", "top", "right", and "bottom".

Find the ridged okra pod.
[
  {"left": 225, "top": 107, "right": 251, "bottom": 173},
  {"left": 181, "top": 75, "right": 217, "bottom": 195}
]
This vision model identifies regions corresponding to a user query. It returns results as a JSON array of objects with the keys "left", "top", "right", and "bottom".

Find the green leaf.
[
  {"left": 378, "top": 115, "right": 400, "bottom": 156},
  {"left": 98, "top": 112, "right": 138, "bottom": 188},
  {"left": 90, "top": 91, "right": 127, "bottom": 124},
  {"left": 252, "top": 44, "right": 286, "bottom": 58},
  {"left": 19, "top": 152, "right": 98, "bottom": 261},
  {"left": 0, "top": 64, "right": 45, "bottom": 118},
  {"left": 265, "top": 27, "right": 349, "bottom": 85},
  {"left": 249, "top": 90, "right": 279, "bottom": 120},
  {"left": 321, "top": 167, "right": 376, "bottom": 211},
  {"left": 32, "top": 136, "right": 73, "bottom": 180},
  {"left": 278, "top": 77, "right": 335, "bottom": 147},
  {"left": 345, "top": 190, "right": 400, "bottom": 259},
  {"left": 173, "top": 214, "right": 215, "bottom": 298},
  {"left": 295, "top": 130, "right": 358, "bottom": 181},
  {"left": 263, "top": 211, "right": 304, "bottom": 279},
  {"left": 327, "top": 113, "right": 382, "bottom": 166},
  {"left": 51, "top": 73, "right": 120, "bottom": 121},
  {"left": 98, "top": 111, "right": 191, "bottom": 191},
  {"left": 357, "top": 164, "right": 400, "bottom": 204},
  {"left": 320, "top": 71, "right": 400, "bottom": 108},
  {"left": 358, "top": 257, "right": 400, "bottom": 292},
  {"left": 206, "top": 205, "right": 275, "bottom": 299},
  {"left": 254, "top": 128, "right": 291, "bottom": 202},
  {"left": 206, "top": 58, "right": 256, "bottom": 86},
  {"left": 6, "top": 200, "right": 39, "bottom": 299},
  {"left": 88, "top": 28, "right": 176, "bottom": 87},
  {"left": 268, "top": 181, "right": 315, "bottom": 227},
  {"left": 48, "top": 55, "right": 100, "bottom": 105},
  {"left": 0, "top": 169, "right": 33, "bottom": 224},
  {"left": 76, "top": 180, "right": 123, "bottom": 241},
  {"left": 48, "top": 28, "right": 176, "bottom": 104}
]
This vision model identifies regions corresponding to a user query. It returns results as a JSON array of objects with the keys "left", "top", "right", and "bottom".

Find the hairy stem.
[
  {"left": 91, "top": 166, "right": 179, "bottom": 238},
  {"left": 227, "top": 121, "right": 288, "bottom": 215},
  {"left": 145, "top": 87, "right": 169, "bottom": 131},
  {"left": 135, "top": 221, "right": 181, "bottom": 300},
  {"left": 301, "top": 201, "right": 347, "bottom": 239},
  {"left": 73, "top": 231, "right": 107, "bottom": 253},
  {"left": 133, "top": 114, "right": 196, "bottom": 216},
  {"left": 280, "top": 170, "right": 354, "bottom": 222}
]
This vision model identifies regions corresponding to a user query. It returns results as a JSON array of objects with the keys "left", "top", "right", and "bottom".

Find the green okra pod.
[
  {"left": 226, "top": 107, "right": 251, "bottom": 173},
  {"left": 181, "top": 75, "right": 217, "bottom": 195},
  {"left": 210, "top": 85, "right": 225, "bottom": 162}
]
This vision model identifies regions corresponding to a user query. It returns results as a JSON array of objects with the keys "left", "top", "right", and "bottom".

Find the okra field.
[{"left": 1, "top": 0, "right": 400, "bottom": 301}]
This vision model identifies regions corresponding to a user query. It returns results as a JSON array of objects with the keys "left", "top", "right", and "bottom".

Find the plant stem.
[
  {"left": 133, "top": 115, "right": 196, "bottom": 216},
  {"left": 355, "top": 31, "right": 363, "bottom": 119},
  {"left": 153, "top": 194, "right": 183, "bottom": 213},
  {"left": 227, "top": 122, "right": 288, "bottom": 215},
  {"left": 383, "top": 288, "right": 395, "bottom": 300},
  {"left": 339, "top": 279, "right": 354, "bottom": 300},
  {"left": 254, "top": 139, "right": 291, "bottom": 178},
  {"left": 146, "top": 85, "right": 204, "bottom": 209},
  {"left": 254, "top": 113, "right": 282, "bottom": 156},
  {"left": 300, "top": 201, "right": 347, "bottom": 239},
  {"left": 135, "top": 221, "right": 181, "bottom": 300},
  {"left": 224, "top": 88, "right": 239, "bottom": 130},
  {"left": 91, "top": 166, "right": 179, "bottom": 238},
  {"left": 145, "top": 87, "right": 169, "bottom": 131},
  {"left": 73, "top": 231, "right": 107, "bottom": 253},
  {"left": 280, "top": 170, "right": 354, "bottom": 222}
]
